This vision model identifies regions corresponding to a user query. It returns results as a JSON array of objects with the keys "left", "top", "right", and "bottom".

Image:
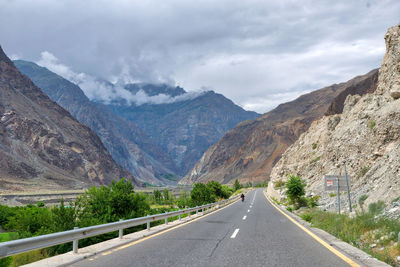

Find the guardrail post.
[
  {"left": 202, "top": 207, "right": 204, "bottom": 214},
  {"left": 119, "top": 219, "right": 123, "bottom": 239},
  {"left": 179, "top": 214, "right": 181, "bottom": 220},
  {"left": 73, "top": 227, "right": 79, "bottom": 254},
  {"left": 147, "top": 221, "right": 150, "bottom": 231},
  {"left": 165, "top": 217, "right": 168, "bottom": 225}
]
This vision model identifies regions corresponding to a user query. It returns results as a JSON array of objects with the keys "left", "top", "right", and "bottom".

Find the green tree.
[
  {"left": 153, "top": 189, "right": 162, "bottom": 204},
  {"left": 190, "top": 183, "right": 214, "bottom": 206},
  {"left": 285, "top": 175, "right": 306, "bottom": 208},
  {"left": 163, "top": 189, "right": 170, "bottom": 204},
  {"left": 233, "top": 179, "right": 242, "bottom": 192}
]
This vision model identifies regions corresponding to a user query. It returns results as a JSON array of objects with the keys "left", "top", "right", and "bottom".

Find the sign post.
[
  {"left": 344, "top": 163, "right": 352, "bottom": 212},
  {"left": 324, "top": 173, "right": 351, "bottom": 214},
  {"left": 336, "top": 177, "right": 340, "bottom": 214}
]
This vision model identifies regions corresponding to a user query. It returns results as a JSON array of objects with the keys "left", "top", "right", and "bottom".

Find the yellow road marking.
[{"left": 263, "top": 191, "right": 360, "bottom": 267}]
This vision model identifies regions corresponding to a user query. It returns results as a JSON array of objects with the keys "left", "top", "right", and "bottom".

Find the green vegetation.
[
  {"left": 368, "top": 120, "right": 376, "bottom": 129},
  {"left": 358, "top": 166, "right": 370, "bottom": 178},
  {"left": 358, "top": 194, "right": 368, "bottom": 208},
  {"left": 309, "top": 156, "right": 321, "bottom": 164},
  {"left": 0, "top": 179, "right": 234, "bottom": 266},
  {"left": 233, "top": 179, "right": 242, "bottom": 192},
  {"left": 300, "top": 200, "right": 400, "bottom": 266},
  {"left": 329, "top": 193, "right": 337, "bottom": 198},
  {"left": 285, "top": 175, "right": 306, "bottom": 208},
  {"left": 273, "top": 179, "right": 285, "bottom": 190},
  {"left": 312, "top": 142, "right": 318, "bottom": 150},
  {"left": 253, "top": 181, "right": 268, "bottom": 188}
]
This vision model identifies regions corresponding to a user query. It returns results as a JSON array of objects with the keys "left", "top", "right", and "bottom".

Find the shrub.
[
  {"left": 285, "top": 175, "right": 306, "bottom": 208},
  {"left": 233, "top": 179, "right": 242, "bottom": 192},
  {"left": 358, "top": 194, "right": 368, "bottom": 207},
  {"left": 273, "top": 179, "right": 285, "bottom": 189},
  {"left": 307, "top": 196, "right": 320, "bottom": 208},
  {"left": 358, "top": 166, "right": 370, "bottom": 178},
  {"left": 312, "top": 142, "right": 318, "bottom": 150},
  {"left": 369, "top": 120, "right": 376, "bottom": 129},
  {"left": 368, "top": 201, "right": 386, "bottom": 215}
]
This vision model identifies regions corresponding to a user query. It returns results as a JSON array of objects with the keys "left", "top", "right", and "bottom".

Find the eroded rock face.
[
  {"left": 180, "top": 68, "right": 378, "bottom": 186},
  {"left": 0, "top": 46, "right": 140, "bottom": 193},
  {"left": 270, "top": 24, "right": 400, "bottom": 211}
]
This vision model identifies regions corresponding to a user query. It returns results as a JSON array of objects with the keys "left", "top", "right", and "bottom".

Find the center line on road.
[
  {"left": 242, "top": 215, "right": 247, "bottom": 220},
  {"left": 231, "top": 228, "right": 240, "bottom": 238}
]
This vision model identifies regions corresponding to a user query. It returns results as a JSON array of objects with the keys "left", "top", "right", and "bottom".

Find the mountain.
[
  {"left": 14, "top": 60, "right": 178, "bottom": 185},
  {"left": 106, "top": 87, "right": 260, "bottom": 175},
  {"left": 270, "top": 24, "right": 400, "bottom": 211},
  {"left": 0, "top": 46, "right": 140, "bottom": 193},
  {"left": 180, "top": 69, "right": 379, "bottom": 185}
]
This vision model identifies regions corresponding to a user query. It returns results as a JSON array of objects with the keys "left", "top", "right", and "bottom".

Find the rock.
[
  {"left": 370, "top": 243, "right": 377, "bottom": 248},
  {"left": 390, "top": 90, "right": 400, "bottom": 99},
  {"left": 270, "top": 23, "right": 400, "bottom": 211}
]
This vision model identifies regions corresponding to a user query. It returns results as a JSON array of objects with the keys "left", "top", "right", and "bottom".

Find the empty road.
[{"left": 71, "top": 189, "right": 353, "bottom": 267}]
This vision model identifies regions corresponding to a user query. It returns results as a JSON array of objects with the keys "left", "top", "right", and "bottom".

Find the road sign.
[{"left": 324, "top": 175, "right": 349, "bottom": 191}]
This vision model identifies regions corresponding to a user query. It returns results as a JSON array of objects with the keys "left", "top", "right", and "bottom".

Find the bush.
[
  {"left": 307, "top": 196, "right": 320, "bottom": 208},
  {"left": 273, "top": 179, "right": 285, "bottom": 189},
  {"left": 358, "top": 194, "right": 368, "bottom": 208},
  {"left": 233, "top": 179, "right": 242, "bottom": 192},
  {"left": 368, "top": 201, "right": 386, "bottom": 215},
  {"left": 285, "top": 175, "right": 306, "bottom": 208},
  {"left": 301, "top": 213, "right": 313, "bottom": 222}
]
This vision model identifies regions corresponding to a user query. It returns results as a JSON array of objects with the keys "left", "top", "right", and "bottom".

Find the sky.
[{"left": 1, "top": 0, "right": 399, "bottom": 113}]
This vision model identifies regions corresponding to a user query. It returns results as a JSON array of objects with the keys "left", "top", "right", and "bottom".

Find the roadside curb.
[
  {"left": 23, "top": 197, "right": 240, "bottom": 267},
  {"left": 263, "top": 190, "right": 390, "bottom": 267}
]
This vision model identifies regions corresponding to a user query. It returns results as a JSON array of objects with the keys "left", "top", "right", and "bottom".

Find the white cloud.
[
  {"left": 1, "top": 0, "right": 400, "bottom": 113},
  {"left": 36, "top": 51, "right": 204, "bottom": 105}
]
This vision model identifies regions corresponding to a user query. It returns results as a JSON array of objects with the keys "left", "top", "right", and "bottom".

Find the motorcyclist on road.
[{"left": 241, "top": 193, "right": 245, "bottom": 202}]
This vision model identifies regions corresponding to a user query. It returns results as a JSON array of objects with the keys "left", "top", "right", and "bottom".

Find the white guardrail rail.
[{"left": 0, "top": 194, "right": 242, "bottom": 258}]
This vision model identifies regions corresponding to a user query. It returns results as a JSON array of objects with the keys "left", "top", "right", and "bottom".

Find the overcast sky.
[{"left": 1, "top": 0, "right": 399, "bottom": 113}]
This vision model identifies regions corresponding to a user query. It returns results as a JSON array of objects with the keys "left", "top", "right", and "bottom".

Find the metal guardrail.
[{"left": 0, "top": 195, "right": 240, "bottom": 258}]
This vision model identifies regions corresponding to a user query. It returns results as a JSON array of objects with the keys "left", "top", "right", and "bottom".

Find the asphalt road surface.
[{"left": 71, "top": 189, "right": 351, "bottom": 267}]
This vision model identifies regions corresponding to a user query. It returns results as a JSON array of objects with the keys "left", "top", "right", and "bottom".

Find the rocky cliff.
[
  {"left": 270, "top": 24, "right": 400, "bottom": 212},
  {"left": 14, "top": 61, "right": 178, "bottom": 185},
  {"left": 180, "top": 69, "right": 379, "bottom": 186},
  {"left": 0, "top": 46, "right": 140, "bottom": 193}
]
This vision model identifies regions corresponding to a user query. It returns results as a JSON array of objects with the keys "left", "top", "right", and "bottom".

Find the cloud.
[
  {"left": 37, "top": 51, "right": 204, "bottom": 105},
  {"left": 1, "top": 0, "right": 400, "bottom": 113}
]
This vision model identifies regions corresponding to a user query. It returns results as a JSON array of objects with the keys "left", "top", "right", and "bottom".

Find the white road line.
[
  {"left": 247, "top": 209, "right": 250, "bottom": 212},
  {"left": 242, "top": 215, "right": 247, "bottom": 220},
  {"left": 231, "top": 228, "right": 240, "bottom": 238}
]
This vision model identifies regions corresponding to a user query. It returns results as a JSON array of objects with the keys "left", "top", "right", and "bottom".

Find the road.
[{"left": 71, "top": 189, "right": 351, "bottom": 267}]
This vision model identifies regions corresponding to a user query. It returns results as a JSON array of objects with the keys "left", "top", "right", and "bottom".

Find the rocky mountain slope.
[
  {"left": 14, "top": 60, "right": 178, "bottom": 185},
  {"left": 180, "top": 69, "right": 379, "bottom": 185},
  {"left": 0, "top": 46, "right": 140, "bottom": 193},
  {"left": 270, "top": 24, "right": 400, "bottom": 212},
  {"left": 107, "top": 87, "right": 260, "bottom": 175}
]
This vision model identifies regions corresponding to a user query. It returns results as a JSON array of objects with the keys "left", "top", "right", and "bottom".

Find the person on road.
[{"left": 241, "top": 193, "right": 245, "bottom": 201}]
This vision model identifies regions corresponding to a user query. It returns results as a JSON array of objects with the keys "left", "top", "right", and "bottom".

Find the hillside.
[
  {"left": 270, "top": 24, "right": 400, "bottom": 211},
  {"left": 180, "top": 69, "right": 379, "bottom": 185},
  {"left": 14, "top": 60, "right": 178, "bottom": 185},
  {"left": 0, "top": 46, "right": 140, "bottom": 193},
  {"left": 107, "top": 87, "right": 260, "bottom": 175}
]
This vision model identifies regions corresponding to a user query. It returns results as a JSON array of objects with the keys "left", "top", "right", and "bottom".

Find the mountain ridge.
[
  {"left": 0, "top": 46, "right": 140, "bottom": 193},
  {"left": 180, "top": 68, "right": 379, "bottom": 185}
]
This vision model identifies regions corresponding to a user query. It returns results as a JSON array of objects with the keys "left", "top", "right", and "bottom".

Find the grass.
[
  {"left": 358, "top": 166, "right": 370, "bottom": 178},
  {"left": 300, "top": 207, "right": 400, "bottom": 266},
  {"left": 369, "top": 120, "right": 376, "bottom": 129}
]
